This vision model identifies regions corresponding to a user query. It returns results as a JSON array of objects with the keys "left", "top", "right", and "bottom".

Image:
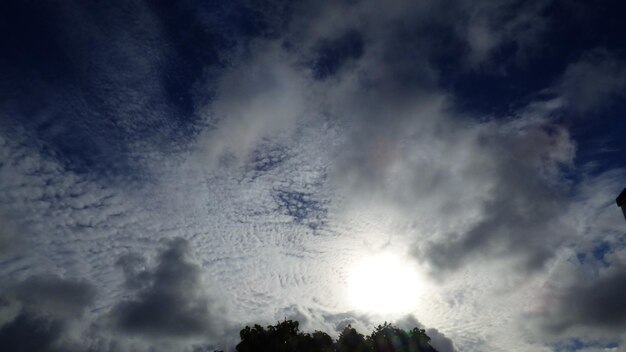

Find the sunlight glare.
[{"left": 348, "top": 253, "right": 420, "bottom": 314}]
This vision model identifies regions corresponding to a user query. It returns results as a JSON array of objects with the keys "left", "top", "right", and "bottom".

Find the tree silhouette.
[
  {"left": 236, "top": 320, "right": 335, "bottom": 352},
  {"left": 368, "top": 323, "right": 437, "bottom": 352},
  {"left": 234, "top": 320, "right": 439, "bottom": 352},
  {"left": 336, "top": 324, "right": 368, "bottom": 352}
]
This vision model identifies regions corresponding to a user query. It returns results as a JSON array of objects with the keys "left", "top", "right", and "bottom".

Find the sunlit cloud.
[{"left": 1, "top": 1, "right": 626, "bottom": 351}]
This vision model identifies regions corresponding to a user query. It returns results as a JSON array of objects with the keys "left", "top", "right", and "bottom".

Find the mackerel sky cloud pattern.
[{"left": 1, "top": 1, "right": 626, "bottom": 351}]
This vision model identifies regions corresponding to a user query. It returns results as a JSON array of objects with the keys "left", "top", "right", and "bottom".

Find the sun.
[{"left": 347, "top": 252, "right": 421, "bottom": 315}]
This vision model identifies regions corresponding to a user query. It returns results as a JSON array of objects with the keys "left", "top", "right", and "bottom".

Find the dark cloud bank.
[
  {"left": 111, "top": 238, "right": 226, "bottom": 339},
  {"left": 0, "top": 275, "right": 95, "bottom": 352},
  {"left": 0, "top": 239, "right": 227, "bottom": 351}
]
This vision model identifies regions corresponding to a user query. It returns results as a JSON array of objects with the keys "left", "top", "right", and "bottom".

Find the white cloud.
[
  {"left": 1, "top": 1, "right": 626, "bottom": 352},
  {"left": 557, "top": 50, "right": 626, "bottom": 115}
]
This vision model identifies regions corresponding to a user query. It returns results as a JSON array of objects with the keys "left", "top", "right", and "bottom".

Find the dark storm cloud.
[
  {"left": 0, "top": 275, "right": 96, "bottom": 352},
  {"left": 111, "top": 238, "right": 227, "bottom": 338}
]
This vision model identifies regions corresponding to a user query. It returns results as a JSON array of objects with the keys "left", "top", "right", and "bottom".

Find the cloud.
[
  {"left": 1, "top": 1, "right": 625, "bottom": 352},
  {"left": 192, "top": 0, "right": 560, "bottom": 167},
  {"left": 415, "top": 123, "right": 576, "bottom": 273},
  {"left": 0, "top": 209, "right": 24, "bottom": 260},
  {"left": 213, "top": 0, "right": 582, "bottom": 281},
  {"left": 311, "top": 30, "right": 365, "bottom": 80},
  {"left": 275, "top": 306, "right": 458, "bottom": 352},
  {"left": 551, "top": 267, "right": 626, "bottom": 331},
  {"left": 110, "top": 237, "right": 229, "bottom": 339},
  {"left": 12, "top": 275, "right": 96, "bottom": 319},
  {"left": 324, "top": 85, "right": 577, "bottom": 275},
  {"left": 395, "top": 315, "right": 458, "bottom": 352},
  {"left": 196, "top": 41, "right": 312, "bottom": 166},
  {"left": 0, "top": 314, "right": 64, "bottom": 352},
  {"left": 556, "top": 50, "right": 626, "bottom": 115},
  {"left": 426, "top": 328, "right": 458, "bottom": 352},
  {"left": 0, "top": 0, "right": 173, "bottom": 176},
  {"left": 0, "top": 275, "right": 96, "bottom": 352},
  {"left": 537, "top": 247, "right": 626, "bottom": 335},
  {"left": 461, "top": 0, "right": 550, "bottom": 67}
]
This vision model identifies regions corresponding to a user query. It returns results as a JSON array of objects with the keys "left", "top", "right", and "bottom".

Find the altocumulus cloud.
[{"left": 1, "top": 0, "right": 626, "bottom": 351}]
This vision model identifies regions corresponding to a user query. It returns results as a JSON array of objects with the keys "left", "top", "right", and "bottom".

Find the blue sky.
[{"left": 1, "top": 1, "right": 625, "bottom": 351}]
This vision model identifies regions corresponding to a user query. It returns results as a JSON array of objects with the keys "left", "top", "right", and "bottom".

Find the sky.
[{"left": 1, "top": 0, "right": 626, "bottom": 351}]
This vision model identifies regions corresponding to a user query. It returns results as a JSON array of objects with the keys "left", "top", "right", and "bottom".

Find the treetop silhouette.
[{"left": 233, "top": 319, "right": 439, "bottom": 352}]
